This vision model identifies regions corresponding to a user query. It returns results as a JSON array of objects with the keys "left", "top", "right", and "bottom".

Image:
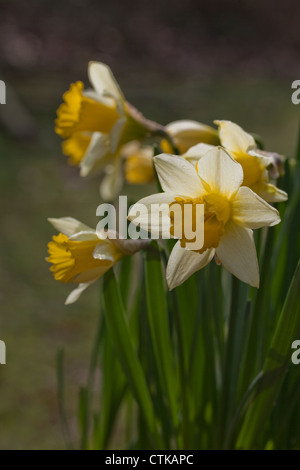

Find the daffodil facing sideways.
[
  {"left": 184, "top": 120, "right": 287, "bottom": 203},
  {"left": 161, "top": 120, "right": 219, "bottom": 154},
  {"left": 55, "top": 62, "right": 164, "bottom": 199},
  {"left": 128, "top": 147, "right": 282, "bottom": 290},
  {"left": 47, "top": 217, "right": 150, "bottom": 304}
]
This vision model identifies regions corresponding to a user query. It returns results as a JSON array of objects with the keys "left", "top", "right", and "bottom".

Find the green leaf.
[
  {"left": 93, "top": 329, "right": 127, "bottom": 450},
  {"left": 102, "top": 268, "right": 160, "bottom": 447},
  {"left": 144, "top": 246, "right": 179, "bottom": 435},
  {"left": 56, "top": 349, "right": 73, "bottom": 449},
  {"left": 78, "top": 387, "right": 89, "bottom": 449},
  {"left": 237, "top": 258, "right": 300, "bottom": 449}
]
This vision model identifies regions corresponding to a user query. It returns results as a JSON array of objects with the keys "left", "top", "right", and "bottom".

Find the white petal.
[
  {"left": 247, "top": 148, "right": 274, "bottom": 168},
  {"left": 215, "top": 120, "right": 256, "bottom": 154},
  {"left": 65, "top": 282, "right": 91, "bottom": 305},
  {"left": 232, "top": 186, "right": 280, "bottom": 229},
  {"left": 83, "top": 88, "right": 115, "bottom": 108},
  {"left": 110, "top": 117, "right": 127, "bottom": 154},
  {"left": 196, "top": 146, "right": 243, "bottom": 197},
  {"left": 166, "top": 120, "right": 207, "bottom": 135},
  {"left": 80, "top": 132, "right": 111, "bottom": 177},
  {"left": 216, "top": 223, "right": 259, "bottom": 287},
  {"left": 166, "top": 241, "right": 214, "bottom": 290},
  {"left": 69, "top": 231, "right": 98, "bottom": 241},
  {"left": 93, "top": 240, "right": 117, "bottom": 262},
  {"left": 88, "top": 61, "right": 125, "bottom": 102},
  {"left": 74, "top": 265, "right": 112, "bottom": 284},
  {"left": 48, "top": 217, "right": 92, "bottom": 236},
  {"left": 165, "top": 120, "right": 218, "bottom": 148},
  {"left": 154, "top": 153, "right": 204, "bottom": 197},
  {"left": 100, "top": 159, "right": 123, "bottom": 201},
  {"left": 128, "top": 193, "right": 175, "bottom": 238},
  {"left": 257, "top": 183, "right": 288, "bottom": 203},
  {"left": 184, "top": 143, "right": 216, "bottom": 159}
]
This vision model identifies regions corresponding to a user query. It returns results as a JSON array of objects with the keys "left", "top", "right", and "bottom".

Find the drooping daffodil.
[
  {"left": 128, "top": 147, "right": 282, "bottom": 290},
  {"left": 55, "top": 62, "right": 162, "bottom": 199},
  {"left": 47, "top": 217, "right": 150, "bottom": 304}
]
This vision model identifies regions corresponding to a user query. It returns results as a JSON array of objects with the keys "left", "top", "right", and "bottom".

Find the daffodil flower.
[
  {"left": 161, "top": 120, "right": 219, "bottom": 154},
  {"left": 128, "top": 147, "right": 281, "bottom": 289},
  {"left": 55, "top": 62, "right": 162, "bottom": 199},
  {"left": 47, "top": 217, "right": 150, "bottom": 304},
  {"left": 190, "top": 120, "right": 287, "bottom": 203},
  {"left": 124, "top": 142, "right": 155, "bottom": 185}
]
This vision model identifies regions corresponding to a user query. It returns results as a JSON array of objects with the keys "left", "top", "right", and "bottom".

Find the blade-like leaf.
[
  {"left": 237, "top": 258, "right": 300, "bottom": 449},
  {"left": 144, "top": 246, "right": 179, "bottom": 436},
  {"left": 56, "top": 349, "right": 73, "bottom": 450},
  {"left": 93, "top": 330, "right": 127, "bottom": 450},
  {"left": 103, "top": 269, "right": 160, "bottom": 447}
]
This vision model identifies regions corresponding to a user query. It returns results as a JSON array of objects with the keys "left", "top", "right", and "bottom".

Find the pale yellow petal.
[
  {"left": 216, "top": 222, "right": 259, "bottom": 287},
  {"left": 128, "top": 193, "right": 175, "bottom": 238},
  {"left": 88, "top": 61, "right": 125, "bottom": 102},
  {"left": 154, "top": 154, "right": 204, "bottom": 197},
  {"left": 100, "top": 159, "right": 123, "bottom": 201},
  {"left": 256, "top": 183, "right": 288, "bottom": 203},
  {"left": 80, "top": 132, "right": 111, "bottom": 177},
  {"left": 48, "top": 217, "right": 92, "bottom": 236},
  {"left": 69, "top": 231, "right": 99, "bottom": 241},
  {"left": 196, "top": 146, "right": 243, "bottom": 197},
  {"left": 65, "top": 282, "right": 92, "bottom": 305},
  {"left": 232, "top": 186, "right": 280, "bottom": 229},
  {"left": 247, "top": 148, "right": 274, "bottom": 168},
  {"left": 166, "top": 120, "right": 219, "bottom": 152},
  {"left": 166, "top": 241, "right": 214, "bottom": 290},
  {"left": 184, "top": 143, "right": 216, "bottom": 161},
  {"left": 93, "top": 241, "right": 118, "bottom": 262},
  {"left": 215, "top": 120, "right": 256, "bottom": 154},
  {"left": 110, "top": 117, "right": 127, "bottom": 154},
  {"left": 74, "top": 265, "right": 112, "bottom": 284}
]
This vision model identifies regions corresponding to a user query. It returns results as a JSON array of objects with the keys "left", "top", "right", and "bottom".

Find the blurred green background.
[{"left": 0, "top": 0, "right": 299, "bottom": 449}]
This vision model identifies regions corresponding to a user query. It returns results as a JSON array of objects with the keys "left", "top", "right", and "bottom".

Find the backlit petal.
[
  {"left": 80, "top": 132, "right": 111, "bottom": 177},
  {"left": 65, "top": 282, "right": 92, "bottom": 305},
  {"left": 232, "top": 186, "right": 281, "bottom": 229},
  {"left": 48, "top": 217, "right": 92, "bottom": 236},
  {"left": 154, "top": 154, "right": 204, "bottom": 197},
  {"left": 100, "top": 159, "right": 123, "bottom": 201},
  {"left": 88, "top": 61, "right": 125, "bottom": 102},
  {"left": 128, "top": 193, "right": 175, "bottom": 238},
  {"left": 216, "top": 222, "right": 259, "bottom": 287},
  {"left": 215, "top": 120, "right": 256, "bottom": 154},
  {"left": 166, "top": 241, "right": 214, "bottom": 290},
  {"left": 184, "top": 143, "right": 216, "bottom": 161},
  {"left": 257, "top": 183, "right": 288, "bottom": 203},
  {"left": 196, "top": 146, "right": 243, "bottom": 197}
]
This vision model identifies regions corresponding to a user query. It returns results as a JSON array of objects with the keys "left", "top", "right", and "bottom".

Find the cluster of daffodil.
[{"left": 47, "top": 61, "right": 287, "bottom": 304}]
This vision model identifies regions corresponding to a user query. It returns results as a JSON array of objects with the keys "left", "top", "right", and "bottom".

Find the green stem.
[
  {"left": 82, "top": 312, "right": 105, "bottom": 449},
  {"left": 239, "top": 226, "right": 275, "bottom": 395},
  {"left": 172, "top": 289, "right": 190, "bottom": 449},
  {"left": 217, "top": 275, "right": 240, "bottom": 449},
  {"left": 56, "top": 349, "right": 74, "bottom": 450},
  {"left": 224, "top": 371, "right": 263, "bottom": 449}
]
